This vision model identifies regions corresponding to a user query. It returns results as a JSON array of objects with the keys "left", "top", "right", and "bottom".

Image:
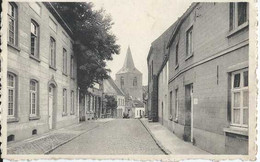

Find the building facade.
[
  {"left": 115, "top": 47, "right": 143, "bottom": 101},
  {"left": 79, "top": 82, "right": 103, "bottom": 121},
  {"left": 149, "top": 2, "right": 249, "bottom": 154},
  {"left": 132, "top": 99, "right": 145, "bottom": 118},
  {"left": 147, "top": 23, "right": 176, "bottom": 121},
  {"left": 158, "top": 62, "right": 169, "bottom": 125},
  {"left": 103, "top": 76, "right": 125, "bottom": 118},
  {"left": 7, "top": 2, "right": 79, "bottom": 142}
]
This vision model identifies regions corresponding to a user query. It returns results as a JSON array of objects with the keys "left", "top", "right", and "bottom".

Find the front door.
[
  {"left": 48, "top": 86, "right": 54, "bottom": 129},
  {"left": 161, "top": 102, "right": 164, "bottom": 125},
  {"left": 185, "top": 84, "right": 193, "bottom": 142}
]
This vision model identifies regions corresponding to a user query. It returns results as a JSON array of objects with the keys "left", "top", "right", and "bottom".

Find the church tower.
[{"left": 115, "top": 46, "right": 143, "bottom": 101}]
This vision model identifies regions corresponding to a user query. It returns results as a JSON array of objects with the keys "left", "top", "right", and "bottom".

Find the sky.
[{"left": 91, "top": 0, "right": 192, "bottom": 85}]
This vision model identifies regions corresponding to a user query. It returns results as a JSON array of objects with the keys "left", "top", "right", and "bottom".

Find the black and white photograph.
[{"left": 1, "top": 0, "right": 258, "bottom": 160}]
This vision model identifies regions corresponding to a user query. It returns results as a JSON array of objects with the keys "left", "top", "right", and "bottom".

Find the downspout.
[{"left": 77, "top": 87, "right": 80, "bottom": 123}]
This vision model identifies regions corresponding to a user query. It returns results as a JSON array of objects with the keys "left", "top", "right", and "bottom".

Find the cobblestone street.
[{"left": 50, "top": 119, "right": 164, "bottom": 155}]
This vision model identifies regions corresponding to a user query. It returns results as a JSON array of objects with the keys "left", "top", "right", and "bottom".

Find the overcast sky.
[{"left": 91, "top": 0, "right": 192, "bottom": 85}]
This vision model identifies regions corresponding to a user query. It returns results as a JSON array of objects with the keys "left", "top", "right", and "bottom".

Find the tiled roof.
[{"left": 104, "top": 76, "right": 125, "bottom": 96}]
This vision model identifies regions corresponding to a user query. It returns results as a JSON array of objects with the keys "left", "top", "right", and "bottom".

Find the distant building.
[
  {"left": 115, "top": 46, "right": 143, "bottom": 101},
  {"left": 7, "top": 2, "right": 78, "bottom": 142},
  {"left": 103, "top": 76, "right": 125, "bottom": 118},
  {"left": 79, "top": 82, "right": 103, "bottom": 121},
  {"left": 148, "top": 2, "right": 249, "bottom": 154},
  {"left": 132, "top": 100, "right": 145, "bottom": 118},
  {"left": 142, "top": 86, "right": 148, "bottom": 117},
  {"left": 147, "top": 22, "right": 176, "bottom": 121}
]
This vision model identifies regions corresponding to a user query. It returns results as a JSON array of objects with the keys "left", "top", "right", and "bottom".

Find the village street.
[
  {"left": 7, "top": 118, "right": 209, "bottom": 155},
  {"left": 50, "top": 119, "right": 164, "bottom": 155}
]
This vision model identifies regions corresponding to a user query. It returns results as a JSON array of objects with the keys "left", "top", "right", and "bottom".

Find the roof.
[
  {"left": 116, "top": 46, "right": 142, "bottom": 75},
  {"left": 43, "top": 2, "right": 73, "bottom": 37},
  {"left": 167, "top": 3, "right": 199, "bottom": 48},
  {"left": 133, "top": 99, "right": 144, "bottom": 107},
  {"left": 147, "top": 21, "right": 178, "bottom": 62},
  {"left": 103, "top": 76, "right": 125, "bottom": 96},
  {"left": 149, "top": 3, "right": 199, "bottom": 76}
]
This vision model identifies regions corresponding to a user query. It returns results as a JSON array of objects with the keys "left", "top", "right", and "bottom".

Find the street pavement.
[
  {"left": 50, "top": 119, "right": 164, "bottom": 155},
  {"left": 140, "top": 119, "right": 210, "bottom": 155},
  {"left": 7, "top": 119, "right": 113, "bottom": 154}
]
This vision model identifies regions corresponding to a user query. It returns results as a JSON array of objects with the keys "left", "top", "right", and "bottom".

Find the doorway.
[
  {"left": 48, "top": 85, "right": 54, "bottom": 129},
  {"left": 184, "top": 84, "right": 193, "bottom": 142},
  {"left": 161, "top": 102, "right": 164, "bottom": 125}
]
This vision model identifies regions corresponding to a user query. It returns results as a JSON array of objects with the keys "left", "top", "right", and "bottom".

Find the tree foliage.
[
  {"left": 105, "top": 95, "right": 117, "bottom": 110},
  {"left": 51, "top": 2, "right": 120, "bottom": 92}
]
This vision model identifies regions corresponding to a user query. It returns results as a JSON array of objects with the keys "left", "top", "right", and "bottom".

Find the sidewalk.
[
  {"left": 140, "top": 118, "right": 210, "bottom": 155},
  {"left": 7, "top": 118, "right": 114, "bottom": 154}
]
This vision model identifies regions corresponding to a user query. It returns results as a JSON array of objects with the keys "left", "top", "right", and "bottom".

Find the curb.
[
  {"left": 139, "top": 119, "right": 171, "bottom": 155},
  {"left": 45, "top": 119, "right": 113, "bottom": 154},
  {"left": 45, "top": 125, "right": 99, "bottom": 154}
]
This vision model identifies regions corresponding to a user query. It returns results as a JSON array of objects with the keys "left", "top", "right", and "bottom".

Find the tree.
[
  {"left": 105, "top": 95, "right": 117, "bottom": 117},
  {"left": 51, "top": 2, "right": 120, "bottom": 92}
]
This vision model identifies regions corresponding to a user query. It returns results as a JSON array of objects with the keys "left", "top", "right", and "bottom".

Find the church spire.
[
  {"left": 116, "top": 46, "right": 142, "bottom": 74},
  {"left": 123, "top": 46, "right": 135, "bottom": 70}
]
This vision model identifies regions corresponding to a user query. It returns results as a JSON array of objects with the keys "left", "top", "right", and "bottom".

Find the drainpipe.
[
  {"left": 100, "top": 79, "right": 104, "bottom": 118},
  {"left": 77, "top": 87, "right": 80, "bottom": 123}
]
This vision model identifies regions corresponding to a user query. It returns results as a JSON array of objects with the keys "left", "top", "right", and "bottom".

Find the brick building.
[
  {"left": 148, "top": 2, "right": 249, "bottom": 154},
  {"left": 7, "top": 2, "right": 79, "bottom": 142}
]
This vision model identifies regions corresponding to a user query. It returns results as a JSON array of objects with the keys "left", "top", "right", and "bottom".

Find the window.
[
  {"left": 133, "top": 77, "right": 137, "bottom": 86},
  {"left": 169, "top": 91, "right": 173, "bottom": 117},
  {"left": 231, "top": 69, "right": 248, "bottom": 127},
  {"left": 186, "top": 26, "right": 193, "bottom": 56},
  {"left": 8, "top": 73, "right": 16, "bottom": 117},
  {"left": 30, "top": 80, "right": 38, "bottom": 116},
  {"left": 175, "top": 43, "right": 179, "bottom": 66},
  {"left": 7, "top": 135, "right": 15, "bottom": 142},
  {"left": 71, "top": 91, "right": 74, "bottom": 114},
  {"left": 70, "top": 56, "right": 74, "bottom": 78},
  {"left": 174, "top": 88, "right": 179, "bottom": 119},
  {"left": 230, "top": 2, "right": 248, "bottom": 31},
  {"left": 32, "top": 129, "right": 37, "bottom": 135},
  {"left": 8, "top": 3, "right": 17, "bottom": 45},
  {"left": 31, "top": 21, "right": 39, "bottom": 57},
  {"left": 63, "top": 89, "right": 67, "bottom": 115},
  {"left": 50, "top": 37, "right": 56, "bottom": 67},
  {"left": 63, "top": 48, "right": 67, "bottom": 74},
  {"left": 87, "top": 95, "right": 90, "bottom": 112},
  {"left": 90, "top": 95, "right": 93, "bottom": 111},
  {"left": 120, "top": 76, "right": 124, "bottom": 87}
]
